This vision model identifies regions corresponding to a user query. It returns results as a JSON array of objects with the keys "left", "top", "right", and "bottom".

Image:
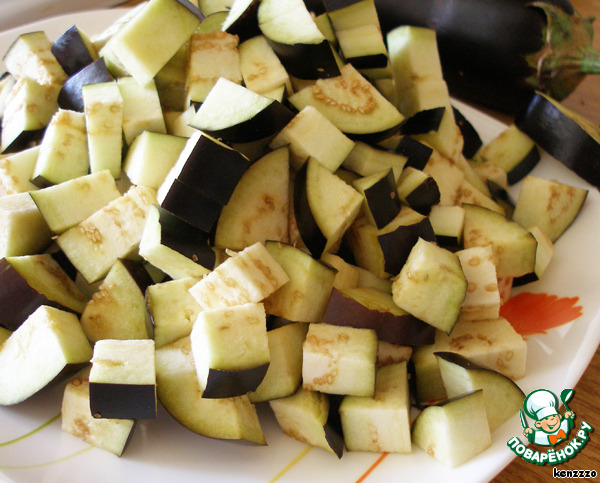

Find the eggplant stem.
[{"left": 530, "top": 2, "right": 600, "bottom": 99}]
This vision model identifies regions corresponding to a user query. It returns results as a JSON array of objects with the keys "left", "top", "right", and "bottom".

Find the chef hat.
[{"left": 524, "top": 389, "right": 559, "bottom": 420}]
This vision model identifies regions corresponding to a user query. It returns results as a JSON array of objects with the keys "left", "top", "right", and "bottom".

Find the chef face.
[{"left": 535, "top": 414, "right": 562, "bottom": 433}]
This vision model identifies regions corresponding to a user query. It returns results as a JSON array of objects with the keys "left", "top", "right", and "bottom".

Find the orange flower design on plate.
[{"left": 499, "top": 292, "right": 583, "bottom": 336}]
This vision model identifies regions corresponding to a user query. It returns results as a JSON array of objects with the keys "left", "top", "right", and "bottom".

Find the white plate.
[
  {"left": 0, "top": 0, "right": 124, "bottom": 31},
  {"left": 1, "top": 9, "right": 599, "bottom": 483}
]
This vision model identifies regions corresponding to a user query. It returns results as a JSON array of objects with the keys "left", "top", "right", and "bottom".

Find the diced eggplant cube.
[
  {"left": 0, "top": 254, "right": 88, "bottom": 331},
  {"left": 214, "top": 147, "right": 290, "bottom": 251},
  {"left": 0, "top": 192, "right": 52, "bottom": 257},
  {"left": 155, "top": 336, "right": 266, "bottom": 444},
  {"left": 269, "top": 387, "right": 344, "bottom": 458},
  {"left": 263, "top": 241, "right": 336, "bottom": 323},
  {"left": 30, "top": 170, "right": 122, "bottom": 235},
  {"left": 80, "top": 259, "right": 153, "bottom": 343},
  {"left": 51, "top": 25, "right": 98, "bottom": 76},
  {"left": 512, "top": 175, "right": 588, "bottom": 242},
  {"left": 3, "top": 31, "right": 67, "bottom": 86},
  {"left": 270, "top": 106, "right": 355, "bottom": 173},
  {"left": 62, "top": 372, "right": 135, "bottom": 456},
  {"left": 352, "top": 168, "right": 401, "bottom": 229},
  {"left": 89, "top": 339, "right": 157, "bottom": 419},
  {"left": 190, "top": 78, "right": 295, "bottom": 143},
  {"left": 30, "top": 109, "right": 89, "bottom": 188},
  {"left": 462, "top": 203, "right": 537, "bottom": 278},
  {"left": 1, "top": 78, "right": 60, "bottom": 153},
  {"left": 159, "top": 131, "right": 250, "bottom": 207},
  {"left": 392, "top": 238, "right": 466, "bottom": 334},
  {"left": 107, "top": 0, "right": 203, "bottom": 85},
  {"left": 185, "top": 31, "right": 241, "bottom": 104},
  {"left": 412, "top": 390, "right": 491, "bottom": 467},
  {"left": 56, "top": 185, "right": 156, "bottom": 283},
  {"left": 147, "top": 277, "right": 203, "bottom": 349},
  {"left": 117, "top": 76, "right": 166, "bottom": 145},
  {"left": 123, "top": 132, "right": 186, "bottom": 189},
  {"left": 82, "top": 81, "right": 123, "bottom": 178},
  {"left": 0, "top": 305, "right": 92, "bottom": 405},
  {"left": 249, "top": 322, "right": 308, "bottom": 403},
  {"left": 412, "top": 317, "right": 527, "bottom": 404},
  {"left": 188, "top": 241, "right": 289, "bottom": 310},
  {"left": 339, "top": 362, "right": 411, "bottom": 453},
  {"left": 190, "top": 302, "right": 270, "bottom": 398},
  {"left": 456, "top": 246, "right": 501, "bottom": 321},
  {"left": 0, "top": 145, "right": 40, "bottom": 196},
  {"left": 302, "top": 323, "right": 378, "bottom": 396},
  {"left": 322, "top": 287, "right": 435, "bottom": 346},
  {"left": 58, "top": 58, "right": 113, "bottom": 112}
]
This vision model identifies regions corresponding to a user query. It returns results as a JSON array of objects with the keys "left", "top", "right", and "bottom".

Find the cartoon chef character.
[{"left": 522, "top": 389, "right": 574, "bottom": 446}]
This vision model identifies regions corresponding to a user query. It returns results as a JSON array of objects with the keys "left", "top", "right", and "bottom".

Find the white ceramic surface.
[
  {"left": 0, "top": 0, "right": 124, "bottom": 31},
  {"left": 1, "top": 9, "right": 599, "bottom": 483}
]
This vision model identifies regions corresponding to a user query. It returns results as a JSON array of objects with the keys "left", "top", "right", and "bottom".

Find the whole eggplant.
[
  {"left": 305, "top": 0, "right": 600, "bottom": 115},
  {"left": 373, "top": 0, "right": 600, "bottom": 114}
]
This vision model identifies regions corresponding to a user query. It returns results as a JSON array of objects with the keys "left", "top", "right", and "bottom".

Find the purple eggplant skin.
[
  {"left": 372, "top": 0, "right": 600, "bottom": 115},
  {"left": 0, "top": 258, "right": 66, "bottom": 331},
  {"left": 324, "top": 393, "right": 345, "bottom": 459},
  {"left": 293, "top": 160, "right": 328, "bottom": 258},
  {"left": 89, "top": 383, "right": 157, "bottom": 420},
  {"left": 515, "top": 91, "right": 600, "bottom": 188},
  {"left": 223, "top": 0, "right": 262, "bottom": 43},
  {"left": 155, "top": 205, "right": 216, "bottom": 270},
  {"left": 394, "top": 136, "right": 433, "bottom": 171},
  {"left": 378, "top": 218, "right": 436, "bottom": 276},
  {"left": 265, "top": 40, "right": 341, "bottom": 80},
  {"left": 199, "top": 100, "right": 295, "bottom": 144},
  {"left": 322, "top": 288, "right": 436, "bottom": 346},
  {"left": 118, "top": 258, "right": 155, "bottom": 295},
  {"left": 364, "top": 169, "right": 402, "bottom": 229},
  {"left": 0, "top": 129, "right": 45, "bottom": 155},
  {"left": 487, "top": 180, "right": 516, "bottom": 219},
  {"left": 202, "top": 363, "right": 270, "bottom": 399},
  {"left": 346, "top": 53, "right": 389, "bottom": 70},
  {"left": 404, "top": 177, "right": 441, "bottom": 216},
  {"left": 400, "top": 107, "right": 445, "bottom": 136},
  {"left": 51, "top": 26, "right": 96, "bottom": 77},
  {"left": 58, "top": 58, "right": 113, "bottom": 112},
  {"left": 175, "top": 0, "right": 206, "bottom": 20},
  {"left": 453, "top": 107, "right": 483, "bottom": 158},
  {"left": 159, "top": 179, "right": 223, "bottom": 234},
  {"left": 176, "top": 135, "right": 250, "bottom": 206}
]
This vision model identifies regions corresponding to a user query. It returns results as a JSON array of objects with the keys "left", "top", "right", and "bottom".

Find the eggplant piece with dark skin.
[
  {"left": 378, "top": 213, "right": 436, "bottom": 276},
  {"left": 58, "top": 58, "right": 113, "bottom": 112},
  {"left": 400, "top": 107, "right": 446, "bottom": 137},
  {"left": 222, "top": 0, "right": 262, "bottom": 43},
  {"left": 258, "top": 0, "right": 341, "bottom": 80},
  {"left": 453, "top": 106, "right": 483, "bottom": 158},
  {"left": 322, "top": 288, "right": 435, "bottom": 345},
  {"left": 158, "top": 178, "right": 223, "bottom": 234},
  {"left": 202, "top": 364, "right": 270, "bottom": 399},
  {"left": 515, "top": 91, "right": 600, "bottom": 188},
  {"left": 373, "top": 0, "right": 600, "bottom": 115},
  {"left": 163, "top": 132, "right": 250, "bottom": 206},
  {"left": 51, "top": 25, "right": 97, "bottom": 77},
  {"left": 89, "top": 339, "right": 157, "bottom": 420},
  {"left": 190, "top": 79, "right": 295, "bottom": 144},
  {"left": 353, "top": 169, "right": 401, "bottom": 229},
  {"left": 394, "top": 136, "right": 433, "bottom": 171},
  {"left": 0, "top": 255, "right": 88, "bottom": 331},
  {"left": 154, "top": 205, "right": 216, "bottom": 270}
]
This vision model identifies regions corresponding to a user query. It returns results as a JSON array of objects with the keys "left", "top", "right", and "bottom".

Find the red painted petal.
[{"left": 500, "top": 292, "right": 583, "bottom": 336}]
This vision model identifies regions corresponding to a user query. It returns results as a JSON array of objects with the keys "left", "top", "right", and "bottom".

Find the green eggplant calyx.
[{"left": 528, "top": 2, "right": 600, "bottom": 100}]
